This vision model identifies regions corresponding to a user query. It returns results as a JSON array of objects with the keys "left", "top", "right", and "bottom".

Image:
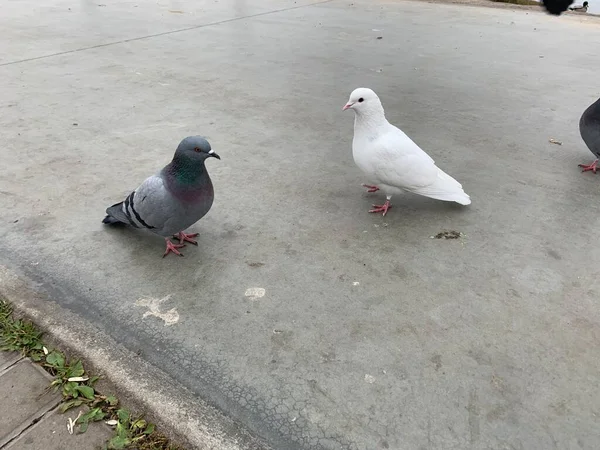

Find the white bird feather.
[{"left": 344, "top": 88, "right": 471, "bottom": 212}]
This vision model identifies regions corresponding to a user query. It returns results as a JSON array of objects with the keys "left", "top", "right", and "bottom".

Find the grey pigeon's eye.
[
  {"left": 194, "top": 147, "right": 201, "bottom": 153},
  {"left": 358, "top": 98, "right": 364, "bottom": 103}
]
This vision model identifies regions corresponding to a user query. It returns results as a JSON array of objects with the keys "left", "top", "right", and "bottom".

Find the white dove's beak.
[{"left": 342, "top": 102, "right": 354, "bottom": 111}]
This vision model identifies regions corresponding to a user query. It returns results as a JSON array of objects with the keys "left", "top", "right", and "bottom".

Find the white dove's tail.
[{"left": 409, "top": 167, "right": 471, "bottom": 205}]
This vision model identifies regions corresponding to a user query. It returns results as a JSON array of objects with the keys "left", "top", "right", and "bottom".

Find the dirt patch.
[
  {"left": 247, "top": 261, "right": 265, "bottom": 268},
  {"left": 433, "top": 230, "right": 462, "bottom": 239}
]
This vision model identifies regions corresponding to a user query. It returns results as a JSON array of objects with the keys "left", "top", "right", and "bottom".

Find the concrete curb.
[{"left": 0, "top": 265, "right": 271, "bottom": 450}]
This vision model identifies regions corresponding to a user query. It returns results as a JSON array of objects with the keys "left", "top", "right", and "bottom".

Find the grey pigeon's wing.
[
  {"left": 580, "top": 99, "right": 600, "bottom": 158},
  {"left": 120, "top": 175, "right": 181, "bottom": 236}
]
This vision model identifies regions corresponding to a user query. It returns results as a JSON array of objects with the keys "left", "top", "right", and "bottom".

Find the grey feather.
[{"left": 580, "top": 97, "right": 600, "bottom": 158}]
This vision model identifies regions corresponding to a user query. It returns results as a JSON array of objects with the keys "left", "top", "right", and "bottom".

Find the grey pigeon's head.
[
  {"left": 343, "top": 88, "right": 383, "bottom": 114},
  {"left": 174, "top": 136, "right": 220, "bottom": 163}
]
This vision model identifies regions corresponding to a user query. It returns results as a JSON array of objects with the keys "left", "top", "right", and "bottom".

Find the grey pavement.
[
  {"left": 0, "top": 354, "right": 112, "bottom": 450},
  {"left": 1, "top": 0, "right": 600, "bottom": 449}
]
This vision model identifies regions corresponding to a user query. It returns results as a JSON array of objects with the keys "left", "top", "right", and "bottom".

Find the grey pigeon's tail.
[{"left": 102, "top": 202, "right": 129, "bottom": 226}]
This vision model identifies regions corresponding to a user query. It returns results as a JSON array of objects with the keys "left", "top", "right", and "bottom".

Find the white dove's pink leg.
[
  {"left": 362, "top": 184, "right": 380, "bottom": 193},
  {"left": 578, "top": 159, "right": 598, "bottom": 173},
  {"left": 163, "top": 238, "right": 186, "bottom": 258},
  {"left": 174, "top": 231, "right": 199, "bottom": 245},
  {"left": 369, "top": 196, "right": 392, "bottom": 217}
]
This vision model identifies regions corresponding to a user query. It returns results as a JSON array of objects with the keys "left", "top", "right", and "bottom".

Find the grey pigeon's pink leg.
[
  {"left": 362, "top": 184, "right": 380, "bottom": 193},
  {"left": 578, "top": 159, "right": 598, "bottom": 173},
  {"left": 163, "top": 238, "right": 186, "bottom": 258},
  {"left": 174, "top": 231, "right": 199, "bottom": 245}
]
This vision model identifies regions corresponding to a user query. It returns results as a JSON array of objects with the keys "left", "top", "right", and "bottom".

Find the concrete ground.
[
  {"left": 0, "top": 352, "right": 112, "bottom": 449},
  {"left": 1, "top": 0, "right": 600, "bottom": 449}
]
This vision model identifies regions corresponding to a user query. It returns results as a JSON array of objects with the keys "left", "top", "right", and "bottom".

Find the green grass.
[{"left": 0, "top": 298, "right": 183, "bottom": 450}]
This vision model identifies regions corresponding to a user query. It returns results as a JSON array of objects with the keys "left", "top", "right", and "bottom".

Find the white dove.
[{"left": 343, "top": 88, "right": 471, "bottom": 216}]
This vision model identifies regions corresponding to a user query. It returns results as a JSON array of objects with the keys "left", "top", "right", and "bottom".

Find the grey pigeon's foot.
[
  {"left": 174, "top": 231, "right": 199, "bottom": 246},
  {"left": 163, "top": 238, "right": 186, "bottom": 258},
  {"left": 362, "top": 184, "right": 380, "bottom": 193},
  {"left": 578, "top": 159, "right": 598, "bottom": 173},
  {"left": 369, "top": 200, "right": 392, "bottom": 217}
]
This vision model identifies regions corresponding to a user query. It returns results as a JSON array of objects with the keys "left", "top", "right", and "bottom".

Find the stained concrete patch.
[
  {"left": 0, "top": 359, "right": 61, "bottom": 446},
  {"left": 5, "top": 406, "right": 113, "bottom": 450},
  {"left": 0, "top": 352, "right": 22, "bottom": 372}
]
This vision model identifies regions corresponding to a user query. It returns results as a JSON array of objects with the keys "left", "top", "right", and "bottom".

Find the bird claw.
[
  {"left": 163, "top": 239, "right": 186, "bottom": 258},
  {"left": 362, "top": 184, "right": 380, "bottom": 193},
  {"left": 578, "top": 159, "right": 598, "bottom": 173},
  {"left": 369, "top": 201, "right": 392, "bottom": 216},
  {"left": 174, "top": 231, "right": 199, "bottom": 245}
]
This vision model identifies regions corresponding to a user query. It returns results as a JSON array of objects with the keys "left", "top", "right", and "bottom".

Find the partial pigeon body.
[
  {"left": 542, "top": 0, "right": 574, "bottom": 14},
  {"left": 569, "top": 0, "right": 588, "bottom": 10},
  {"left": 102, "top": 136, "right": 220, "bottom": 257},
  {"left": 578, "top": 97, "right": 600, "bottom": 173},
  {"left": 343, "top": 88, "right": 471, "bottom": 216}
]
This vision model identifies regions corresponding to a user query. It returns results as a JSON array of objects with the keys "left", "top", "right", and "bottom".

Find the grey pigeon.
[
  {"left": 578, "top": 97, "right": 600, "bottom": 174},
  {"left": 102, "top": 136, "right": 220, "bottom": 257}
]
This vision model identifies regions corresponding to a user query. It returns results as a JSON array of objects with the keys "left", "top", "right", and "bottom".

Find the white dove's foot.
[
  {"left": 163, "top": 238, "right": 186, "bottom": 258},
  {"left": 369, "top": 200, "right": 392, "bottom": 217},
  {"left": 174, "top": 231, "right": 199, "bottom": 245},
  {"left": 362, "top": 184, "right": 380, "bottom": 193},
  {"left": 578, "top": 159, "right": 598, "bottom": 173}
]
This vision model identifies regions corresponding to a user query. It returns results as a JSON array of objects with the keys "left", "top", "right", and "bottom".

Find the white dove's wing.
[
  {"left": 368, "top": 127, "right": 439, "bottom": 190},
  {"left": 367, "top": 127, "right": 471, "bottom": 205}
]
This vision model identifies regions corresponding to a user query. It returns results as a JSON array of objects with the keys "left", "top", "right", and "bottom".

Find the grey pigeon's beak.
[
  {"left": 342, "top": 102, "right": 354, "bottom": 111},
  {"left": 208, "top": 150, "right": 221, "bottom": 160}
]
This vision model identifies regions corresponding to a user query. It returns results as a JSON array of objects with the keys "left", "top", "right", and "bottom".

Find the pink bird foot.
[
  {"left": 362, "top": 184, "right": 380, "bottom": 193},
  {"left": 174, "top": 231, "right": 199, "bottom": 245},
  {"left": 369, "top": 200, "right": 392, "bottom": 217},
  {"left": 578, "top": 159, "right": 598, "bottom": 173},
  {"left": 163, "top": 238, "right": 186, "bottom": 258}
]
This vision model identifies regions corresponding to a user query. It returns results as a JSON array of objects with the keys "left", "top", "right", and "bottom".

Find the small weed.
[
  {"left": 0, "top": 300, "right": 45, "bottom": 361},
  {"left": 0, "top": 298, "right": 182, "bottom": 449}
]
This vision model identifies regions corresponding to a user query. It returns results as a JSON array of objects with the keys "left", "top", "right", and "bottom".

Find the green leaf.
[
  {"left": 79, "top": 420, "right": 89, "bottom": 433},
  {"left": 46, "top": 351, "right": 65, "bottom": 368},
  {"left": 108, "top": 435, "right": 130, "bottom": 449},
  {"left": 63, "top": 382, "right": 79, "bottom": 398},
  {"left": 69, "top": 360, "right": 85, "bottom": 377},
  {"left": 75, "top": 407, "right": 106, "bottom": 434},
  {"left": 133, "top": 419, "right": 147, "bottom": 429},
  {"left": 60, "top": 399, "right": 84, "bottom": 413},
  {"left": 89, "top": 375, "right": 101, "bottom": 385},
  {"left": 76, "top": 385, "right": 95, "bottom": 400},
  {"left": 78, "top": 407, "right": 105, "bottom": 423},
  {"left": 116, "top": 409, "right": 130, "bottom": 424},
  {"left": 143, "top": 423, "right": 155, "bottom": 435},
  {"left": 105, "top": 395, "right": 118, "bottom": 406}
]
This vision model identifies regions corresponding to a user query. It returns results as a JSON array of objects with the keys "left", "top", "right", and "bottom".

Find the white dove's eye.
[{"left": 358, "top": 98, "right": 364, "bottom": 103}]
